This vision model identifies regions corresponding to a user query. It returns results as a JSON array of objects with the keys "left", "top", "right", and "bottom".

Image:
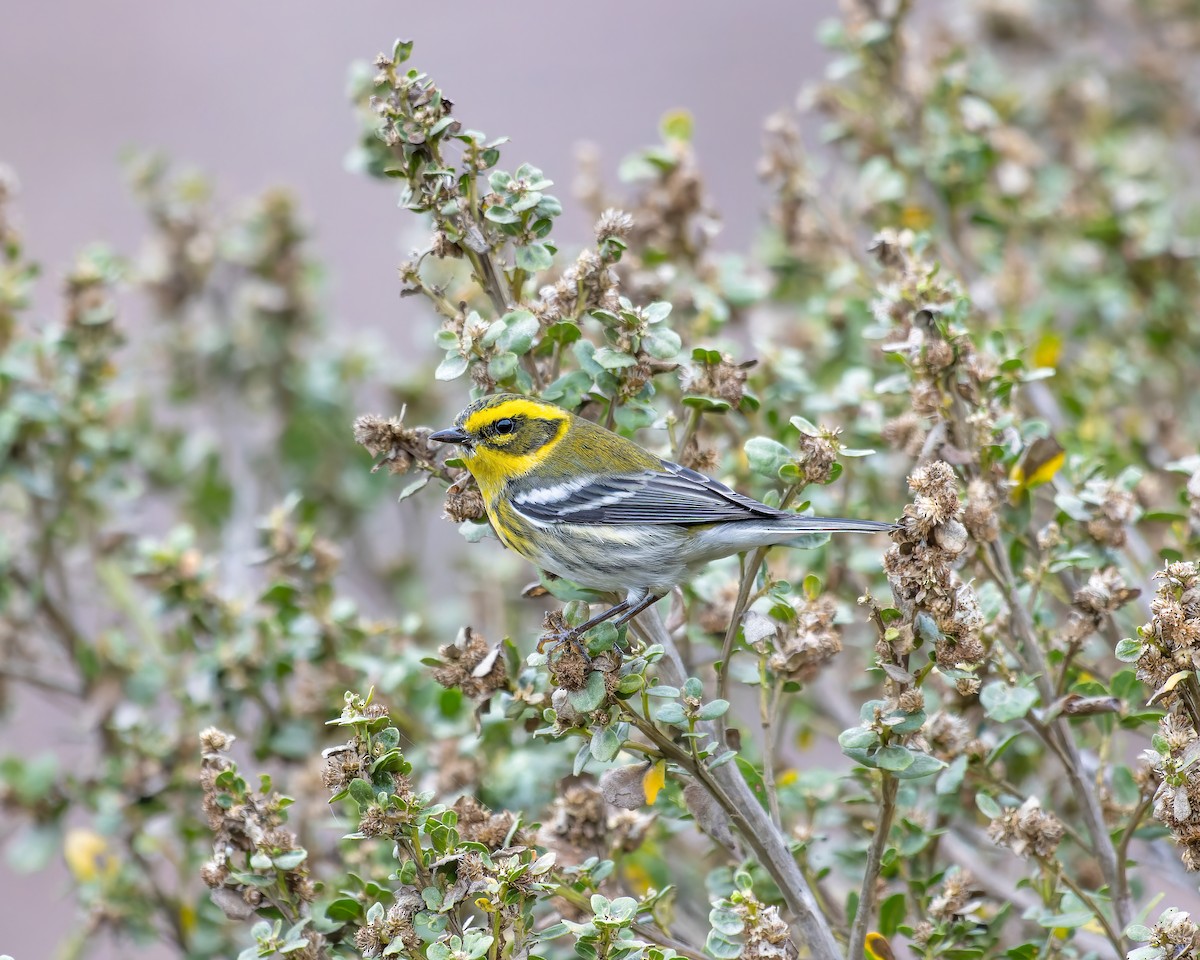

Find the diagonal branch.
[{"left": 631, "top": 607, "right": 844, "bottom": 960}]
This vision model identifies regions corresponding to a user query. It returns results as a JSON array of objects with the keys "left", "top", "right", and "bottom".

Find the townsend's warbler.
[{"left": 431, "top": 394, "right": 894, "bottom": 639}]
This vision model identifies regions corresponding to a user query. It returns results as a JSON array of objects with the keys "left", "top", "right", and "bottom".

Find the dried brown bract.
[
  {"left": 353, "top": 411, "right": 438, "bottom": 477},
  {"left": 884, "top": 462, "right": 985, "bottom": 667},
  {"left": 987, "top": 796, "right": 1065, "bottom": 858},
  {"left": 430, "top": 626, "right": 508, "bottom": 701}
]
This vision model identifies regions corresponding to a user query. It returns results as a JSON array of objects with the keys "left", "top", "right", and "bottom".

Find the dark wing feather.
[{"left": 513, "top": 460, "right": 788, "bottom": 526}]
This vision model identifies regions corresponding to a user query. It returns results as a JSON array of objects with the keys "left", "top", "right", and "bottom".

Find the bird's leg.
[
  {"left": 539, "top": 590, "right": 658, "bottom": 660},
  {"left": 538, "top": 597, "right": 632, "bottom": 660},
  {"left": 613, "top": 591, "right": 663, "bottom": 627}
]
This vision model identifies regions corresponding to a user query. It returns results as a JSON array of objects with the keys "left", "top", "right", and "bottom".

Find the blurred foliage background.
[{"left": 4, "top": 2, "right": 1200, "bottom": 959}]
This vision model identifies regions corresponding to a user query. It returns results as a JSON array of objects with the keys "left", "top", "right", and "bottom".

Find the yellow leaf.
[
  {"left": 899, "top": 205, "right": 933, "bottom": 230},
  {"left": 1032, "top": 331, "right": 1063, "bottom": 369},
  {"left": 1150, "top": 670, "right": 1193, "bottom": 705},
  {"left": 623, "top": 862, "right": 653, "bottom": 895},
  {"left": 63, "top": 828, "right": 117, "bottom": 883},
  {"left": 1010, "top": 436, "right": 1064, "bottom": 499},
  {"left": 865, "top": 932, "right": 896, "bottom": 960},
  {"left": 179, "top": 903, "right": 198, "bottom": 938},
  {"left": 777, "top": 769, "right": 798, "bottom": 787},
  {"left": 643, "top": 760, "right": 667, "bottom": 805}
]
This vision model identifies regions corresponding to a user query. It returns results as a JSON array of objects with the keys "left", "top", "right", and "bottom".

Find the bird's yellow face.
[{"left": 430, "top": 395, "right": 570, "bottom": 495}]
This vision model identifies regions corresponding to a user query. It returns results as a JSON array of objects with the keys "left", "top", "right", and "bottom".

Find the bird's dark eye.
[{"left": 494, "top": 418, "right": 515, "bottom": 435}]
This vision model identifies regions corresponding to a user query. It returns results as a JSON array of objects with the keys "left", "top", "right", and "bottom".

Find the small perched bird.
[{"left": 431, "top": 394, "right": 894, "bottom": 641}]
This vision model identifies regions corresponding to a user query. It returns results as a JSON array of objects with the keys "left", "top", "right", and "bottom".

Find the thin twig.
[
  {"left": 760, "top": 667, "right": 784, "bottom": 828},
  {"left": 674, "top": 406, "right": 703, "bottom": 463},
  {"left": 988, "top": 540, "right": 1132, "bottom": 937},
  {"left": 1041, "top": 855, "right": 1124, "bottom": 955},
  {"left": 848, "top": 774, "right": 898, "bottom": 960},
  {"left": 715, "top": 483, "right": 803, "bottom": 711},
  {"left": 629, "top": 608, "right": 843, "bottom": 960}
]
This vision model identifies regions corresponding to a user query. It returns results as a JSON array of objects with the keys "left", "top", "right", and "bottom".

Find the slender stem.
[
  {"left": 848, "top": 774, "right": 898, "bottom": 960},
  {"left": 987, "top": 540, "right": 1132, "bottom": 937},
  {"left": 674, "top": 406, "right": 702, "bottom": 462},
  {"left": 1041, "top": 856, "right": 1124, "bottom": 955},
  {"left": 629, "top": 608, "right": 843, "bottom": 960},
  {"left": 759, "top": 663, "right": 783, "bottom": 828},
  {"left": 10, "top": 565, "right": 86, "bottom": 663},
  {"left": 1116, "top": 798, "right": 1151, "bottom": 906},
  {"left": 0, "top": 660, "right": 82, "bottom": 696},
  {"left": 715, "top": 483, "right": 803, "bottom": 710}
]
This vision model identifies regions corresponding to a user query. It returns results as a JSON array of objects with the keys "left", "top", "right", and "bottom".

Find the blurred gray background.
[{"left": 0, "top": 1, "right": 834, "bottom": 955}]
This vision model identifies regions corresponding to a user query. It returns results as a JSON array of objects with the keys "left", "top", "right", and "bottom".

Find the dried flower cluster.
[
  {"left": 531, "top": 244, "right": 622, "bottom": 326},
  {"left": 1144, "top": 908, "right": 1200, "bottom": 958},
  {"left": 683, "top": 352, "right": 752, "bottom": 407},
  {"left": 928, "top": 868, "right": 976, "bottom": 921},
  {"left": 924, "top": 710, "right": 982, "bottom": 762},
  {"left": 730, "top": 890, "right": 797, "bottom": 960},
  {"left": 872, "top": 234, "right": 993, "bottom": 448},
  {"left": 353, "top": 412, "right": 439, "bottom": 476},
  {"left": 986, "top": 796, "right": 1065, "bottom": 859},
  {"left": 198, "top": 730, "right": 318, "bottom": 928},
  {"left": 443, "top": 476, "right": 486, "bottom": 522},
  {"left": 1133, "top": 562, "right": 1200, "bottom": 695},
  {"left": 1141, "top": 713, "right": 1200, "bottom": 870},
  {"left": 354, "top": 888, "right": 424, "bottom": 958},
  {"left": 1081, "top": 477, "right": 1139, "bottom": 547},
  {"left": 1060, "top": 567, "right": 1139, "bottom": 650},
  {"left": 430, "top": 627, "right": 508, "bottom": 701},
  {"left": 746, "top": 596, "right": 843, "bottom": 682},
  {"left": 884, "top": 461, "right": 984, "bottom": 667},
  {"left": 451, "top": 795, "right": 519, "bottom": 850}
]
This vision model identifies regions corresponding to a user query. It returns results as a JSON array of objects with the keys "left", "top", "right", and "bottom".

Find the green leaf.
[
  {"left": 696, "top": 699, "right": 730, "bottom": 721},
  {"left": 660, "top": 109, "right": 694, "bottom": 142},
  {"left": 1115, "top": 637, "right": 1144, "bottom": 663},
  {"left": 348, "top": 778, "right": 376, "bottom": 806},
  {"left": 654, "top": 702, "right": 687, "bottom": 726},
  {"left": 681, "top": 395, "right": 732, "bottom": 413},
  {"left": 874, "top": 746, "right": 915, "bottom": 771},
  {"left": 975, "top": 792, "right": 1002, "bottom": 819},
  {"left": 392, "top": 39, "right": 414, "bottom": 63},
  {"left": 789, "top": 415, "right": 821, "bottom": 437},
  {"left": 397, "top": 475, "right": 430, "bottom": 502},
  {"left": 497, "top": 310, "right": 540, "bottom": 353},
  {"left": 567, "top": 671, "right": 607, "bottom": 713},
  {"left": 272, "top": 849, "right": 307, "bottom": 870},
  {"left": 515, "top": 243, "right": 554, "bottom": 272},
  {"left": 892, "top": 752, "right": 946, "bottom": 780},
  {"left": 642, "top": 326, "right": 682, "bottom": 360},
  {"left": 590, "top": 727, "right": 622, "bottom": 762},
  {"left": 744, "top": 437, "right": 791, "bottom": 478},
  {"left": 324, "top": 898, "right": 363, "bottom": 923},
  {"left": 435, "top": 352, "right": 469, "bottom": 381},
  {"left": 936, "top": 755, "right": 967, "bottom": 795},
  {"left": 484, "top": 205, "right": 519, "bottom": 224},
  {"left": 879, "top": 892, "right": 907, "bottom": 937},
  {"left": 488, "top": 351, "right": 519, "bottom": 382},
  {"left": 593, "top": 347, "right": 637, "bottom": 370},
  {"left": 980, "top": 681, "right": 1038, "bottom": 722}
]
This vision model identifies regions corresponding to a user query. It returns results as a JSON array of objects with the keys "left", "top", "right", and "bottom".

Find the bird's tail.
[{"left": 782, "top": 515, "right": 897, "bottom": 534}]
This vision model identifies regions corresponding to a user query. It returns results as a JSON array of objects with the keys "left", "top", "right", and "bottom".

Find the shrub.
[{"left": 4, "top": 5, "right": 1200, "bottom": 960}]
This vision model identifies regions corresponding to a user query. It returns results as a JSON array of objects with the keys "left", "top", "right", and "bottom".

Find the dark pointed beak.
[{"left": 430, "top": 427, "right": 469, "bottom": 445}]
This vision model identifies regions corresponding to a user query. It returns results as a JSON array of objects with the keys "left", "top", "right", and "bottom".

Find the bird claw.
[{"left": 537, "top": 627, "right": 591, "bottom": 663}]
